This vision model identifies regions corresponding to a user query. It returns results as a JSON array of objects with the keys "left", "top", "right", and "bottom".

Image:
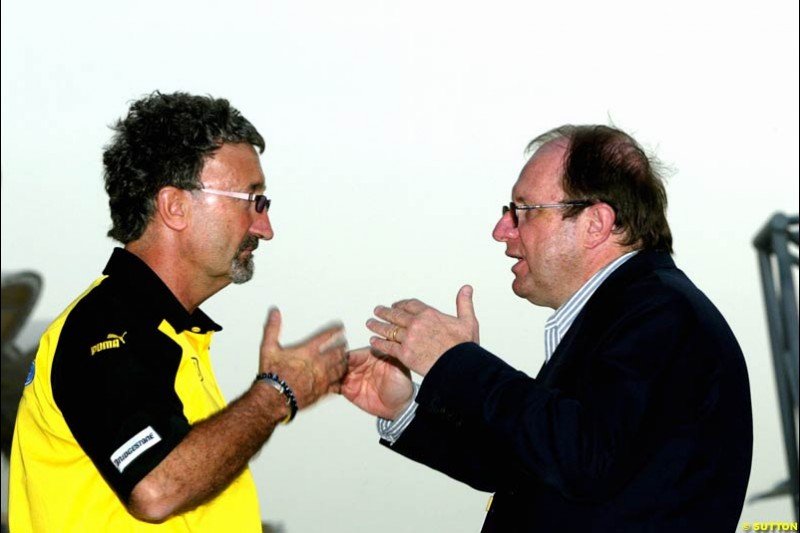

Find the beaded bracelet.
[{"left": 254, "top": 372, "right": 298, "bottom": 424}]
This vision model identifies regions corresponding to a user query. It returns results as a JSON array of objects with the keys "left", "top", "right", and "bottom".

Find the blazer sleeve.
[
  {"left": 384, "top": 373, "right": 531, "bottom": 493},
  {"left": 389, "top": 290, "right": 726, "bottom": 500}
]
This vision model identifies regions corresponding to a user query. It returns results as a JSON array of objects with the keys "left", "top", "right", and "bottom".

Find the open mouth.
[{"left": 506, "top": 252, "right": 525, "bottom": 273}]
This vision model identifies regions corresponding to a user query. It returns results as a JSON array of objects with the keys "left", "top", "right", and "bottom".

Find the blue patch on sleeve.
[{"left": 25, "top": 360, "right": 35, "bottom": 386}]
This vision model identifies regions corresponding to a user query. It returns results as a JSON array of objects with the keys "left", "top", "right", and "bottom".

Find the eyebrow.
[{"left": 248, "top": 181, "right": 266, "bottom": 193}]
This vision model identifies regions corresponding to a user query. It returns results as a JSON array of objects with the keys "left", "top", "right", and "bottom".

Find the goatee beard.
[{"left": 230, "top": 236, "right": 259, "bottom": 284}]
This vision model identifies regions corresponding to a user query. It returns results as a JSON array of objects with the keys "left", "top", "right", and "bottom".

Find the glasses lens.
[
  {"left": 254, "top": 195, "right": 270, "bottom": 213},
  {"left": 256, "top": 194, "right": 272, "bottom": 213},
  {"left": 507, "top": 202, "right": 519, "bottom": 227}
]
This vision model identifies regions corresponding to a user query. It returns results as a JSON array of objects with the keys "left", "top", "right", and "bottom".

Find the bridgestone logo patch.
[{"left": 111, "top": 426, "right": 161, "bottom": 473}]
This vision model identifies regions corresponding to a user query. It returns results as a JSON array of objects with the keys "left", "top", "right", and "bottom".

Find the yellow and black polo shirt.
[{"left": 10, "top": 248, "right": 262, "bottom": 532}]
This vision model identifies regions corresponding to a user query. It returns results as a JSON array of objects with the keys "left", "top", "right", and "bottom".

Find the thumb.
[
  {"left": 456, "top": 285, "right": 476, "bottom": 321},
  {"left": 346, "top": 347, "right": 370, "bottom": 367},
  {"left": 261, "top": 307, "right": 283, "bottom": 352}
]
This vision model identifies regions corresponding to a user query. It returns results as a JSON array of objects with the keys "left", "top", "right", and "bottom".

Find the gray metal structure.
[
  {"left": 1, "top": 270, "right": 43, "bottom": 459},
  {"left": 752, "top": 212, "right": 799, "bottom": 518}
]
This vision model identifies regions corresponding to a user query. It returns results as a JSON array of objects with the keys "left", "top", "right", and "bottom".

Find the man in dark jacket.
[{"left": 342, "top": 124, "right": 753, "bottom": 532}]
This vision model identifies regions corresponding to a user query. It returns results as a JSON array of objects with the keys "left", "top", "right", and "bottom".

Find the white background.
[{"left": 2, "top": 0, "right": 798, "bottom": 530}]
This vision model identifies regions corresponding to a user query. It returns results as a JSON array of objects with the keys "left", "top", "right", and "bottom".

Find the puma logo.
[
  {"left": 90, "top": 332, "right": 128, "bottom": 356},
  {"left": 107, "top": 332, "right": 127, "bottom": 344}
]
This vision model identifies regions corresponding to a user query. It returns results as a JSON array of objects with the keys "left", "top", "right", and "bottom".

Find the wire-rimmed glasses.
[
  {"left": 200, "top": 188, "right": 271, "bottom": 213},
  {"left": 502, "top": 200, "right": 593, "bottom": 227}
]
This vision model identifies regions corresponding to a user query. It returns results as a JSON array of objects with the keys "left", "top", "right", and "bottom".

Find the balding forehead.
[
  {"left": 513, "top": 143, "right": 568, "bottom": 202},
  {"left": 531, "top": 137, "right": 569, "bottom": 158},
  {"left": 524, "top": 140, "right": 567, "bottom": 176}
]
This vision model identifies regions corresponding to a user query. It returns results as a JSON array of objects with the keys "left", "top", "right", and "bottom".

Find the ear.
[
  {"left": 582, "top": 202, "right": 616, "bottom": 249},
  {"left": 155, "top": 186, "right": 191, "bottom": 232}
]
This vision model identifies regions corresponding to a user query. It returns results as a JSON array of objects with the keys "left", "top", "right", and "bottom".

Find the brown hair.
[{"left": 527, "top": 124, "right": 673, "bottom": 253}]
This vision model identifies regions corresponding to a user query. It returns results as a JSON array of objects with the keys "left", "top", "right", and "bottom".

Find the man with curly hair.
[{"left": 10, "top": 91, "right": 348, "bottom": 532}]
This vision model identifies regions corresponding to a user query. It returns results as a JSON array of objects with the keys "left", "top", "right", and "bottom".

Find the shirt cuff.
[{"left": 376, "top": 382, "right": 420, "bottom": 444}]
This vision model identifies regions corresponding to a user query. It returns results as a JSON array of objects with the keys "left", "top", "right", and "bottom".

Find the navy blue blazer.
[{"left": 385, "top": 250, "right": 753, "bottom": 532}]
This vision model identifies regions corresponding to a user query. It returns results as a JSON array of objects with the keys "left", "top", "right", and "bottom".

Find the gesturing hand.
[
  {"left": 341, "top": 347, "right": 414, "bottom": 420},
  {"left": 259, "top": 308, "right": 348, "bottom": 409},
  {"left": 366, "top": 285, "right": 479, "bottom": 376}
]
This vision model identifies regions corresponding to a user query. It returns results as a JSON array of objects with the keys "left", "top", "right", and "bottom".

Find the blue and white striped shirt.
[{"left": 543, "top": 250, "right": 637, "bottom": 362}]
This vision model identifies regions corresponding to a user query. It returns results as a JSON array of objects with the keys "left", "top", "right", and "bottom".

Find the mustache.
[{"left": 237, "top": 235, "right": 259, "bottom": 254}]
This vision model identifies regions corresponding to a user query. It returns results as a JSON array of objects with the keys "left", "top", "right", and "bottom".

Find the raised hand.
[
  {"left": 367, "top": 285, "right": 480, "bottom": 376},
  {"left": 341, "top": 347, "right": 414, "bottom": 420},
  {"left": 259, "top": 308, "right": 348, "bottom": 408}
]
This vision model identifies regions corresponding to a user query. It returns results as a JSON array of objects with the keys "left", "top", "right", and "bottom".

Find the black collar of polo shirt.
[{"left": 102, "top": 248, "right": 223, "bottom": 334}]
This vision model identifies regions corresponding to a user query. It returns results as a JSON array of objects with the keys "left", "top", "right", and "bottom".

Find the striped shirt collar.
[{"left": 543, "top": 250, "right": 638, "bottom": 362}]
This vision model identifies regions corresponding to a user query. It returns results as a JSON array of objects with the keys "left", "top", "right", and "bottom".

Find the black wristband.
[{"left": 255, "top": 372, "right": 298, "bottom": 424}]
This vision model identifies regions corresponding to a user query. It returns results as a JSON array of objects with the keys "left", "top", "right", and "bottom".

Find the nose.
[
  {"left": 251, "top": 210, "right": 274, "bottom": 240},
  {"left": 492, "top": 211, "right": 517, "bottom": 242}
]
